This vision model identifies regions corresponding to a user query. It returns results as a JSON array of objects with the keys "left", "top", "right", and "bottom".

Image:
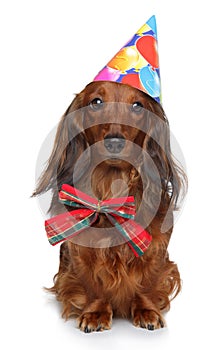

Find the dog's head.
[
  {"left": 79, "top": 81, "right": 153, "bottom": 165},
  {"left": 34, "top": 81, "right": 186, "bottom": 230}
]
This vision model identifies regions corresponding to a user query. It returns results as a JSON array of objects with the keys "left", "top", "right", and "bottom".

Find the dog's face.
[
  {"left": 73, "top": 81, "right": 158, "bottom": 167},
  {"left": 34, "top": 80, "right": 185, "bottom": 221}
]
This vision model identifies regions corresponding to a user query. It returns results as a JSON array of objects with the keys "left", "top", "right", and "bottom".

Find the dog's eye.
[
  {"left": 132, "top": 102, "right": 144, "bottom": 113},
  {"left": 89, "top": 98, "right": 103, "bottom": 110}
]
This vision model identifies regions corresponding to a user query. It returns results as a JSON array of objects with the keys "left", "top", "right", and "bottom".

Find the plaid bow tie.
[{"left": 45, "top": 184, "right": 152, "bottom": 257}]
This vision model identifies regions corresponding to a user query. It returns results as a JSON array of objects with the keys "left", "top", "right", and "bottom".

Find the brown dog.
[{"left": 34, "top": 81, "right": 186, "bottom": 332}]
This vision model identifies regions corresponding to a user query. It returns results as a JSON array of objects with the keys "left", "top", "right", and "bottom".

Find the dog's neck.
[{"left": 76, "top": 161, "right": 142, "bottom": 203}]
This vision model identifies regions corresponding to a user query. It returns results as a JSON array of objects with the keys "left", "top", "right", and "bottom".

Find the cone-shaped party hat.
[{"left": 93, "top": 15, "right": 161, "bottom": 104}]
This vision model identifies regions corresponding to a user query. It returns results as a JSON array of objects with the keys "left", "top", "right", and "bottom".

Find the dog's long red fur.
[{"left": 34, "top": 81, "right": 186, "bottom": 332}]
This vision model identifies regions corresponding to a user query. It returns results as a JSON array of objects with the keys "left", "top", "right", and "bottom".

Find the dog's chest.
[
  {"left": 95, "top": 250, "right": 142, "bottom": 285},
  {"left": 93, "top": 252, "right": 143, "bottom": 316}
]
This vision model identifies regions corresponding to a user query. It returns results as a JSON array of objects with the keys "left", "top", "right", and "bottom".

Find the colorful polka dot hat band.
[{"left": 93, "top": 15, "right": 161, "bottom": 104}]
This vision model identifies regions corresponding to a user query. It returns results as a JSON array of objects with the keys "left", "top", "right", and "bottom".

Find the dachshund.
[{"left": 34, "top": 81, "right": 186, "bottom": 332}]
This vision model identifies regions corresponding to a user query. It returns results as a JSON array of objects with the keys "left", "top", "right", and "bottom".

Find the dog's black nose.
[{"left": 104, "top": 135, "right": 125, "bottom": 153}]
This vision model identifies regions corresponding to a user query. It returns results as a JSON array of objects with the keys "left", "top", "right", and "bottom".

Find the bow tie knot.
[{"left": 97, "top": 201, "right": 101, "bottom": 213}]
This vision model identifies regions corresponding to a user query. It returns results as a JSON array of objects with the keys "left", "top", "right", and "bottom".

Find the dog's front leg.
[
  {"left": 78, "top": 299, "right": 113, "bottom": 333},
  {"left": 131, "top": 295, "right": 165, "bottom": 331}
]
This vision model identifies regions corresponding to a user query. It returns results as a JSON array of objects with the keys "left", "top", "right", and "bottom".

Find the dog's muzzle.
[{"left": 104, "top": 136, "right": 126, "bottom": 154}]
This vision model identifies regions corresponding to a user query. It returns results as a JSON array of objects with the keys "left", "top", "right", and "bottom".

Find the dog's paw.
[
  {"left": 78, "top": 311, "right": 112, "bottom": 333},
  {"left": 132, "top": 309, "right": 165, "bottom": 331}
]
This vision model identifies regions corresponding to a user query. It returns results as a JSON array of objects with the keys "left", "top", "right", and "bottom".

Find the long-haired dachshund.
[{"left": 34, "top": 81, "right": 186, "bottom": 332}]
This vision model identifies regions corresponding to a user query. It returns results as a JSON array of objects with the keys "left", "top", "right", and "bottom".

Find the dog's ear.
[
  {"left": 142, "top": 101, "right": 186, "bottom": 232},
  {"left": 33, "top": 91, "right": 88, "bottom": 197}
]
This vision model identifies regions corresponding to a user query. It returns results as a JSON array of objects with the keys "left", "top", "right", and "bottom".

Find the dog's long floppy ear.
[
  {"left": 142, "top": 100, "right": 187, "bottom": 232},
  {"left": 33, "top": 91, "right": 88, "bottom": 197}
]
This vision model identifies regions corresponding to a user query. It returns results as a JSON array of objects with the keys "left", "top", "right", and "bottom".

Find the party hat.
[{"left": 93, "top": 15, "right": 161, "bottom": 104}]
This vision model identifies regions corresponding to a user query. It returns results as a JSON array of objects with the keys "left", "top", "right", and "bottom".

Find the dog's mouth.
[
  {"left": 98, "top": 150, "right": 131, "bottom": 165},
  {"left": 86, "top": 131, "right": 145, "bottom": 166},
  {"left": 105, "top": 157, "right": 123, "bottom": 165},
  {"left": 90, "top": 138, "right": 142, "bottom": 166}
]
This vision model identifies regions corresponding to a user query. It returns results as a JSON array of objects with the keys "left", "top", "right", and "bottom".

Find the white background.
[{"left": 1, "top": 0, "right": 224, "bottom": 349}]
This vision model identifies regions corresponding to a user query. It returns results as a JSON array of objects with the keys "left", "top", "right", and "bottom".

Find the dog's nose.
[{"left": 104, "top": 136, "right": 125, "bottom": 153}]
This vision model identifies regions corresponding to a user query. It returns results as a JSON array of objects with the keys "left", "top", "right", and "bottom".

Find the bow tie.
[{"left": 45, "top": 184, "right": 152, "bottom": 257}]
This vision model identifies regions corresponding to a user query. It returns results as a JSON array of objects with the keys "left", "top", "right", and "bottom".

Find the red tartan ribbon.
[{"left": 45, "top": 184, "right": 152, "bottom": 257}]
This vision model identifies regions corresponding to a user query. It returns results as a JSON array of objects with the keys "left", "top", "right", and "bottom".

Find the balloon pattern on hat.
[{"left": 93, "top": 15, "right": 161, "bottom": 104}]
